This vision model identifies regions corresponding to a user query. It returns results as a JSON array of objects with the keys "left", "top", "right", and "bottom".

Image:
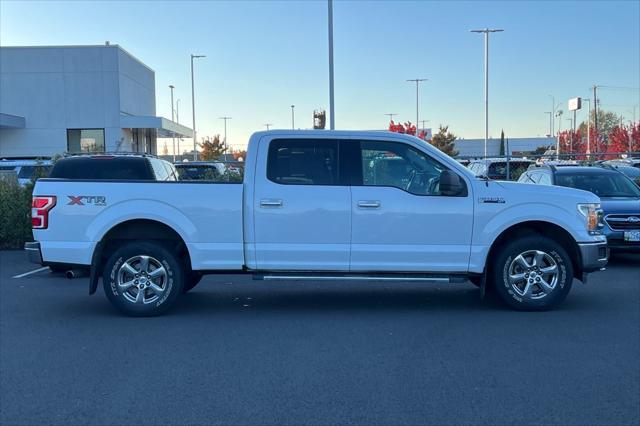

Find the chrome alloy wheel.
[
  {"left": 117, "top": 255, "right": 168, "bottom": 305},
  {"left": 507, "top": 250, "right": 559, "bottom": 300}
]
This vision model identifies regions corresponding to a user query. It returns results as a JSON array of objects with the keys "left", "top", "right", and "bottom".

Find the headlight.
[{"left": 577, "top": 203, "right": 604, "bottom": 235}]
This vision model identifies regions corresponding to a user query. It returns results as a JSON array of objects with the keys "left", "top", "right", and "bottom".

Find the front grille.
[{"left": 605, "top": 214, "right": 640, "bottom": 231}]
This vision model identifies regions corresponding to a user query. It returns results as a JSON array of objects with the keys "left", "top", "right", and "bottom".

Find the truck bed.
[{"left": 32, "top": 179, "right": 245, "bottom": 270}]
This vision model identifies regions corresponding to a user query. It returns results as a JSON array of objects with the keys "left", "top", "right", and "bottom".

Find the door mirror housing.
[{"left": 440, "top": 170, "right": 465, "bottom": 196}]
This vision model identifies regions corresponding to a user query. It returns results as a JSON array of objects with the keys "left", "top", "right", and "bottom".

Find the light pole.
[
  {"left": 291, "top": 105, "right": 295, "bottom": 129},
  {"left": 169, "top": 84, "right": 176, "bottom": 162},
  {"left": 176, "top": 99, "right": 180, "bottom": 124},
  {"left": 544, "top": 112, "right": 552, "bottom": 137},
  {"left": 385, "top": 113, "right": 398, "bottom": 124},
  {"left": 582, "top": 98, "right": 591, "bottom": 155},
  {"left": 471, "top": 28, "right": 503, "bottom": 158},
  {"left": 420, "top": 120, "right": 430, "bottom": 136},
  {"left": 406, "top": 78, "right": 427, "bottom": 136},
  {"left": 264, "top": 123, "right": 273, "bottom": 130},
  {"left": 219, "top": 116, "right": 232, "bottom": 152},
  {"left": 566, "top": 118, "right": 573, "bottom": 153},
  {"left": 556, "top": 109, "right": 563, "bottom": 158},
  {"left": 190, "top": 54, "right": 206, "bottom": 161},
  {"left": 328, "top": 0, "right": 335, "bottom": 130}
]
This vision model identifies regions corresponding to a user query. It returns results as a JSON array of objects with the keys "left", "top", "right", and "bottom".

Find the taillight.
[{"left": 32, "top": 196, "right": 56, "bottom": 229}]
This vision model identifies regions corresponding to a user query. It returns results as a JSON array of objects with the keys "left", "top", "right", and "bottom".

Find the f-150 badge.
[
  {"left": 67, "top": 195, "right": 107, "bottom": 206},
  {"left": 478, "top": 197, "right": 505, "bottom": 204}
]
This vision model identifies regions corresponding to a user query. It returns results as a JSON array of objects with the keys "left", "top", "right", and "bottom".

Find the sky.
[{"left": 1, "top": 0, "right": 639, "bottom": 152}]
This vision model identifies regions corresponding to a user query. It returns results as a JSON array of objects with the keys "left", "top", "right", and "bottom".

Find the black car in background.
[
  {"left": 467, "top": 158, "right": 533, "bottom": 181},
  {"left": 49, "top": 154, "right": 178, "bottom": 181},
  {"left": 519, "top": 165, "right": 640, "bottom": 251}
]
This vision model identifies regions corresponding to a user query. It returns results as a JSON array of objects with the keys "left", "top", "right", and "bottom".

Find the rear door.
[{"left": 252, "top": 137, "right": 351, "bottom": 270}]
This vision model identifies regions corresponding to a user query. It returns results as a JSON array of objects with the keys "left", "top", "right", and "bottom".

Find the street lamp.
[
  {"left": 219, "top": 116, "right": 232, "bottom": 152},
  {"left": 544, "top": 112, "right": 552, "bottom": 137},
  {"left": 556, "top": 109, "right": 563, "bottom": 158},
  {"left": 190, "top": 54, "right": 206, "bottom": 161},
  {"left": 169, "top": 84, "right": 176, "bottom": 162},
  {"left": 407, "top": 78, "right": 427, "bottom": 137},
  {"left": 328, "top": 0, "right": 335, "bottom": 130},
  {"left": 291, "top": 105, "right": 295, "bottom": 129},
  {"left": 471, "top": 28, "right": 503, "bottom": 158},
  {"left": 582, "top": 98, "right": 591, "bottom": 155}
]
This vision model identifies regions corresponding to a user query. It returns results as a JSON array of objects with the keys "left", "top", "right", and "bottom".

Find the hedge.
[{"left": 0, "top": 178, "right": 33, "bottom": 250}]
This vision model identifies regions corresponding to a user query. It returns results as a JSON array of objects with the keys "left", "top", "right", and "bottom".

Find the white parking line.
[{"left": 12, "top": 267, "right": 50, "bottom": 279}]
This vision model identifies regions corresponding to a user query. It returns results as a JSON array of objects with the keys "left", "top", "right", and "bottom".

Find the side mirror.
[{"left": 440, "top": 170, "right": 465, "bottom": 196}]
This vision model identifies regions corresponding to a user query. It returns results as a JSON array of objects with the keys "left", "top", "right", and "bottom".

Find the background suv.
[
  {"left": 519, "top": 164, "right": 640, "bottom": 251},
  {"left": 49, "top": 154, "right": 178, "bottom": 181}
]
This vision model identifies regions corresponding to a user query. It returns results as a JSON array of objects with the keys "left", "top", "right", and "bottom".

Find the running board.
[{"left": 254, "top": 272, "right": 467, "bottom": 284}]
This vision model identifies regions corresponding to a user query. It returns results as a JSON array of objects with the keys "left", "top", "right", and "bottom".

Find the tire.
[
  {"left": 490, "top": 235, "right": 573, "bottom": 311},
  {"left": 102, "top": 242, "right": 184, "bottom": 316},
  {"left": 48, "top": 265, "right": 68, "bottom": 273},
  {"left": 182, "top": 271, "right": 203, "bottom": 293}
]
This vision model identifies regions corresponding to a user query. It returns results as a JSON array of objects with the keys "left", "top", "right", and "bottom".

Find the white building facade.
[{"left": 0, "top": 45, "right": 191, "bottom": 157}]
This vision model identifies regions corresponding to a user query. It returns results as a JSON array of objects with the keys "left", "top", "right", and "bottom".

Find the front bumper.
[
  {"left": 24, "top": 241, "right": 43, "bottom": 265},
  {"left": 578, "top": 241, "right": 609, "bottom": 273}
]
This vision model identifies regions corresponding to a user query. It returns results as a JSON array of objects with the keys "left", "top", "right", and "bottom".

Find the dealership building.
[{"left": 0, "top": 45, "right": 192, "bottom": 158}]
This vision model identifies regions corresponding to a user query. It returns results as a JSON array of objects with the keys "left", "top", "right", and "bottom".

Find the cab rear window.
[{"left": 49, "top": 157, "right": 153, "bottom": 180}]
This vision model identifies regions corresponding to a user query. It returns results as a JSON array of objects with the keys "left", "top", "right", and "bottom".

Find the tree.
[
  {"left": 232, "top": 149, "right": 247, "bottom": 162},
  {"left": 430, "top": 125, "right": 458, "bottom": 157},
  {"left": 199, "top": 135, "right": 226, "bottom": 161},
  {"left": 499, "top": 130, "right": 505, "bottom": 156},
  {"left": 578, "top": 109, "right": 621, "bottom": 144}
]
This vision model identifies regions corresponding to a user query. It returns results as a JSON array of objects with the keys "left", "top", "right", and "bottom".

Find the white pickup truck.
[{"left": 26, "top": 131, "right": 609, "bottom": 315}]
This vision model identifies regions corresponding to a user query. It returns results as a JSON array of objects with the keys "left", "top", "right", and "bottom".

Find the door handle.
[
  {"left": 260, "top": 199, "right": 283, "bottom": 208},
  {"left": 358, "top": 200, "right": 381, "bottom": 209}
]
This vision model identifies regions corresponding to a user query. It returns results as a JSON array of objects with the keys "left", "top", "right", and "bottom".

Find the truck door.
[
  {"left": 349, "top": 138, "right": 474, "bottom": 272},
  {"left": 252, "top": 137, "right": 351, "bottom": 270}
]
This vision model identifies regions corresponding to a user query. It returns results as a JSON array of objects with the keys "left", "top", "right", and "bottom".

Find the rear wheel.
[
  {"left": 103, "top": 242, "right": 184, "bottom": 316},
  {"left": 491, "top": 236, "right": 573, "bottom": 311}
]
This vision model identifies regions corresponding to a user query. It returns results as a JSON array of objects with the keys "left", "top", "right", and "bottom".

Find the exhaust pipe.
[{"left": 66, "top": 269, "right": 88, "bottom": 279}]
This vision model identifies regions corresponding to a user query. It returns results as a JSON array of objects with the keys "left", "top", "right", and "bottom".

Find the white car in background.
[{"left": 0, "top": 158, "right": 52, "bottom": 186}]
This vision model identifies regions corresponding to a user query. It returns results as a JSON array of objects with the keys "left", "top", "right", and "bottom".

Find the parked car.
[
  {"left": 602, "top": 164, "right": 640, "bottom": 187},
  {"left": 519, "top": 165, "right": 640, "bottom": 252},
  {"left": 602, "top": 158, "right": 640, "bottom": 169},
  {"left": 49, "top": 153, "right": 178, "bottom": 181},
  {"left": 174, "top": 161, "right": 227, "bottom": 181},
  {"left": 27, "top": 130, "right": 608, "bottom": 316},
  {"left": 467, "top": 158, "right": 533, "bottom": 181},
  {"left": 0, "top": 158, "right": 52, "bottom": 186}
]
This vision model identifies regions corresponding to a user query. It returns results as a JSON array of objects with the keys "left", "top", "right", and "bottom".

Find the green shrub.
[{"left": 0, "top": 178, "right": 33, "bottom": 249}]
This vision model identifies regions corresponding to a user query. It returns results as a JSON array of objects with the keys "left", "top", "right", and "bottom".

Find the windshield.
[
  {"left": 555, "top": 172, "right": 640, "bottom": 198},
  {"left": 176, "top": 165, "right": 220, "bottom": 180}
]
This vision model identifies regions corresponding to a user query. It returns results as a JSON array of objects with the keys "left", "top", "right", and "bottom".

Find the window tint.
[
  {"left": 161, "top": 161, "right": 178, "bottom": 181},
  {"left": 359, "top": 140, "right": 455, "bottom": 196},
  {"left": 538, "top": 173, "right": 552, "bottom": 185},
  {"left": 49, "top": 157, "right": 152, "bottom": 180},
  {"left": 555, "top": 173, "right": 640, "bottom": 197},
  {"left": 176, "top": 165, "right": 221, "bottom": 181},
  {"left": 267, "top": 139, "right": 339, "bottom": 185}
]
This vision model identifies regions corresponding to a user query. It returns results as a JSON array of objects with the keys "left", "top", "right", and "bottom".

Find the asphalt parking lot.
[{"left": 1, "top": 250, "right": 639, "bottom": 426}]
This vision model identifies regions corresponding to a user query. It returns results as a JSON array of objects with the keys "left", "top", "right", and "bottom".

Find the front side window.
[
  {"left": 67, "top": 129, "right": 105, "bottom": 153},
  {"left": 359, "top": 140, "right": 458, "bottom": 196},
  {"left": 267, "top": 139, "right": 339, "bottom": 185}
]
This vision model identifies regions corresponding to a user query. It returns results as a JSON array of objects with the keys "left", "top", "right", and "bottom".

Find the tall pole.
[
  {"left": 328, "top": 0, "right": 335, "bottom": 130},
  {"left": 169, "top": 85, "right": 175, "bottom": 162},
  {"left": 593, "top": 85, "right": 598, "bottom": 153},
  {"left": 191, "top": 54, "right": 205, "bottom": 161},
  {"left": 264, "top": 123, "right": 273, "bottom": 130},
  {"left": 407, "top": 78, "right": 427, "bottom": 136},
  {"left": 219, "top": 117, "right": 232, "bottom": 152},
  {"left": 549, "top": 95, "right": 556, "bottom": 139},
  {"left": 471, "top": 28, "right": 503, "bottom": 158},
  {"left": 544, "top": 112, "right": 552, "bottom": 137},
  {"left": 291, "top": 105, "right": 295, "bottom": 129},
  {"left": 385, "top": 113, "right": 398, "bottom": 124}
]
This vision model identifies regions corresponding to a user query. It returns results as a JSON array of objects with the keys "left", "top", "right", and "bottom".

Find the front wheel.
[
  {"left": 491, "top": 236, "right": 573, "bottom": 311},
  {"left": 103, "top": 242, "right": 184, "bottom": 316}
]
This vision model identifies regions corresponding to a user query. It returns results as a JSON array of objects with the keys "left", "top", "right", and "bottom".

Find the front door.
[
  {"left": 253, "top": 137, "right": 351, "bottom": 270},
  {"left": 349, "top": 139, "right": 474, "bottom": 272}
]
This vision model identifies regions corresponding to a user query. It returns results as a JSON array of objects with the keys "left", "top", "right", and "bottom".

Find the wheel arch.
[{"left": 485, "top": 220, "right": 582, "bottom": 280}]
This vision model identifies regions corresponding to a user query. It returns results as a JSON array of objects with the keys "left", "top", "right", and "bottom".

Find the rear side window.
[
  {"left": 267, "top": 139, "right": 339, "bottom": 185},
  {"left": 49, "top": 157, "right": 152, "bottom": 180},
  {"left": 149, "top": 158, "right": 170, "bottom": 181}
]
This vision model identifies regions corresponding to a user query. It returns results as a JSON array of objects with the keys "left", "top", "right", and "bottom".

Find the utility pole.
[
  {"left": 169, "top": 85, "right": 175, "bottom": 162},
  {"left": 544, "top": 112, "right": 552, "bottom": 137},
  {"left": 328, "top": 0, "right": 335, "bottom": 130},
  {"left": 219, "top": 117, "right": 232, "bottom": 152},
  {"left": 291, "top": 105, "right": 295, "bottom": 129},
  {"left": 385, "top": 113, "right": 398, "bottom": 123},
  {"left": 420, "top": 120, "right": 429, "bottom": 136},
  {"left": 264, "top": 123, "right": 273, "bottom": 130},
  {"left": 471, "top": 28, "right": 503, "bottom": 158},
  {"left": 190, "top": 54, "right": 206, "bottom": 161},
  {"left": 407, "top": 78, "right": 427, "bottom": 137}
]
